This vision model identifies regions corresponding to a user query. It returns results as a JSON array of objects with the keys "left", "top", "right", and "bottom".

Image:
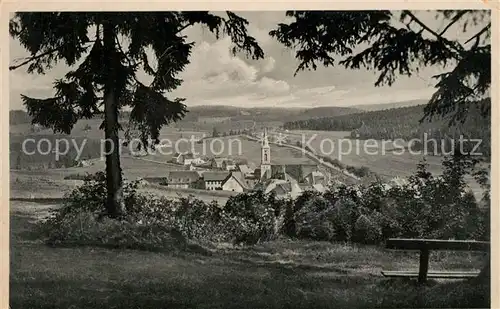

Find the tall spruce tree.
[{"left": 10, "top": 12, "right": 263, "bottom": 217}]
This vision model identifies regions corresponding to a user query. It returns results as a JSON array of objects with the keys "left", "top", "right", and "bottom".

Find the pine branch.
[
  {"left": 404, "top": 11, "right": 443, "bottom": 39},
  {"left": 156, "top": 46, "right": 175, "bottom": 64}
]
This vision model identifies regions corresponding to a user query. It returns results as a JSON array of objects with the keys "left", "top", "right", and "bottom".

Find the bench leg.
[{"left": 418, "top": 249, "right": 430, "bottom": 283}]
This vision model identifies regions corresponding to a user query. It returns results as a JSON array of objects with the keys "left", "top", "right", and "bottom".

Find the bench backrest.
[{"left": 386, "top": 238, "right": 490, "bottom": 251}]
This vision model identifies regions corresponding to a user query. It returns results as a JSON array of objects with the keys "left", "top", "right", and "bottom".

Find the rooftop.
[
  {"left": 203, "top": 171, "right": 230, "bottom": 181},
  {"left": 165, "top": 171, "right": 201, "bottom": 183}
]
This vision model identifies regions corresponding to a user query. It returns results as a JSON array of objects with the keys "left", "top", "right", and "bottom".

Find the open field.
[
  {"left": 11, "top": 155, "right": 182, "bottom": 180},
  {"left": 281, "top": 130, "right": 445, "bottom": 176},
  {"left": 150, "top": 135, "right": 316, "bottom": 166},
  {"left": 10, "top": 156, "right": 235, "bottom": 204},
  {"left": 10, "top": 200, "right": 489, "bottom": 309},
  {"left": 10, "top": 154, "right": 225, "bottom": 202},
  {"left": 9, "top": 120, "right": 487, "bottom": 199},
  {"left": 281, "top": 130, "right": 486, "bottom": 198}
]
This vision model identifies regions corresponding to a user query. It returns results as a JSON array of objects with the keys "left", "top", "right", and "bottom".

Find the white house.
[
  {"left": 164, "top": 171, "right": 201, "bottom": 189},
  {"left": 221, "top": 172, "right": 248, "bottom": 192},
  {"left": 203, "top": 171, "right": 230, "bottom": 190}
]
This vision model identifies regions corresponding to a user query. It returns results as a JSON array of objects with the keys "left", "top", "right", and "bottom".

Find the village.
[
  {"left": 8, "top": 10, "right": 491, "bottom": 309},
  {"left": 159, "top": 129, "right": 328, "bottom": 199}
]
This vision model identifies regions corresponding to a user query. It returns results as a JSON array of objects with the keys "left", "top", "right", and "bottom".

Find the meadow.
[
  {"left": 9, "top": 114, "right": 491, "bottom": 309},
  {"left": 281, "top": 129, "right": 485, "bottom": 198},
  {"left": 10, "top": 200, "right": 489, "bottom": 309},
  {"left": 150, "top": 135, "right": 316, "bottom": 166},
  {"left": 282, "top": 130, "right": 445, "bottom": 176},
  {"left": 10, "top": 154, "right": 237, "bottom": 204}
]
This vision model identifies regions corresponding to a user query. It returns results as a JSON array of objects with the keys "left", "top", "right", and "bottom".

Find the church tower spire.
[
  {"left": 262, "top": 127, "right": 269, "bottom": 148},
  {"left": 260, "top": 127, "right": 271, "bottom": 179}
]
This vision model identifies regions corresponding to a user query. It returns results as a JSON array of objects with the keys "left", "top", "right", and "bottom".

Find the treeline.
[
  {"left": 10, "top": 109, "right": 107, "bottom": 124},
  {"left": 10, "top": 110, "right": 31, "bottom": 125},
  {"left": 283, "top": 105, "right": 424, "bottom": 131},
  {"left": 178, "top": 105, "right": 360, "bottom": 123},
  {"left": 10, "top": 134, "right": 103, "bottom": 170}
]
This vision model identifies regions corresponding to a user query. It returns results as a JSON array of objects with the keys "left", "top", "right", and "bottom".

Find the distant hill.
[
  {"left": 10, "top": 110, "right": 31, "bottom": 125},
  {"left": 299, "top": 106, "right": 362, "bottom": 119},
  {"left": 352, "top": 99, "right": 429, "bottom": 111},
  {"left": 181, "top": 105, "right": 361, "bottom": 122},
  {"left": 283, "top": 100, "right": 491, "bottom": 156},
  {"left": 10, "top": 105, "right": 362, "bottom": 127}
]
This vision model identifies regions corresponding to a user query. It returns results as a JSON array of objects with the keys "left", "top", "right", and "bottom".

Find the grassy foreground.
[{"left": 10, "top": 201, "right": 489, "bottom": 309}]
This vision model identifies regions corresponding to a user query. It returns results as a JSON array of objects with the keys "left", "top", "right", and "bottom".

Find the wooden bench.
[{"left": 381, "top": 238, "right": 489, "bottom": 283}]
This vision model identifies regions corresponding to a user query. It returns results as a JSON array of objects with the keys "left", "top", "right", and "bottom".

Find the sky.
[{"left": 8, "top": 10, "right": 487, "bottom": 110}]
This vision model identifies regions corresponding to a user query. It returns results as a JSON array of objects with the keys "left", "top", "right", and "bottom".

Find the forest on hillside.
[
  {"left": 10, "top": 134, "right": 103, "bottom": 170},
  {"left": 283, "top": 102, "right": 491, "bottom": 156},
  {"left": 11, "top": 105, "right": 362, "bottom": 125},
  {"left": 9, "top": 110, "right": 32, "bottom": 125}
]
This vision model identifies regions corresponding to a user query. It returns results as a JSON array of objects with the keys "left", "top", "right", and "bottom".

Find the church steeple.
[
  {"left": 260, "top": 127, "right": 271, "bottom": 178},
  {"left": 262, "top": 127, "right": 270, "bottom": 148}
]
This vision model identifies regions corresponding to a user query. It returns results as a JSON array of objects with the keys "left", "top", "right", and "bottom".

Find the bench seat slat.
[
  {"left": 385, "top": 238, "right": 489, "bottom": 251},
  {"left": 381, "top": 270, "right": 480, "bottom": 278}
]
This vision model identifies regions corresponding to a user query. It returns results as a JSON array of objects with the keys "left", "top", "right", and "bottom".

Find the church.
[{"left": 253, "top": 128, "right": 327, "bottom": 198}]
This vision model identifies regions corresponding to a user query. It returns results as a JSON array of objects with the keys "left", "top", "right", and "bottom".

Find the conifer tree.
[{"left": 10, "top": 12, "right": 263, "bottom": 217}]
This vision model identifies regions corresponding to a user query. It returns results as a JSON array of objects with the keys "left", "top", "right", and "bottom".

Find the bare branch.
[
  {"left": 404, "top": 11, "right": 443, "bottom": 39},
  {"left": 114, "top": 35, "right": 137, "bottom": 68},
  {"left": 176, "top": 22, "right": 194, "bottom": 35},
  {"left": 439, "top": 11, "right": 469, "bottom": 36},
  {"left": 9, "top": 46, "right": 62, "bottom": 71},
  {"left": 464, "top": 24, "right": 490, "bottom": 46},
  {"left": 9, "top": 40, "right": 96, "bottom": 71},
  {"left": 403, "top": 10, "right": 464, "bottom": 57}
]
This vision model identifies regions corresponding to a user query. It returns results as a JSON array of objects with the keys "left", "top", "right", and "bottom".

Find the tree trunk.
[{"left": 103, "top": 21, "right": 126, "bottom": 218}]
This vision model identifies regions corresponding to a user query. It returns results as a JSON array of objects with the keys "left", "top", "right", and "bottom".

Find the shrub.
[
  {"left": 44, "top": 211, "right": 186, "bottom": 252},
  {"left": 221, "top": 190, "right": 289, "bottom": 244},
  {"left": 328, "top": 197, "right": 359, "bottom": 242},
  {"left": 295, "top": 195, "right": 336, "bottom": 241},
  {"left": 42, "top": 152, "right": 490, "bottom": 250},
  {"left": 352, "top": 213, "right": 383, "bottom": 245},
  {"left": 42, "top": 172, "right": 292, "bottom": 249}
]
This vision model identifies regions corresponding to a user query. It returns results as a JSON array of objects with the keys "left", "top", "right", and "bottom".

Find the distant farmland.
[
  {"left": 281, "top": 129, "right": 485, "bottom": 200},
  {"left": 281, "top": 130, "right": 446, "bottom": 177},
  {"left": 150, "top": 135, "right": 316, "bottom": 167}
]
